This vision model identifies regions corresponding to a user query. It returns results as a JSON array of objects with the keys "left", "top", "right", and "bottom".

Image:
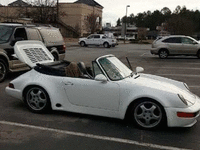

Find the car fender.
[
  {"left": 0, "top": 48, "right": 9, "bottom": 57},
  {"left": 0, "top": 49, "right": 10, "bottom": 67},
  {"left": 79, "top": 38, "right": 87, "bottom": 44},
  {"left": 50, "top": 47, "right": 59, "bottom": 60},
  {"left": 20, "top": 72, "right": 67, "bottom": 110},
  {"left": 118, "top": 82, "right": 187, "bottom": 119},
  {"left": 158, "top": 46, "right": 169, "bottom": 52},
  {"left": 50, "top": 47, "right": 59, "bottom": 53}
]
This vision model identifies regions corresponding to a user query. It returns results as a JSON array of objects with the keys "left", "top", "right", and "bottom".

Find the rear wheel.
[
  {"left": 24, "top": 86, "right": 51, "bottom": 113},
  {"left": 0, "top": 59, "right": 8, "bottom": 83},
  {"left": 103, "top": 42, "right": 110, "bottom": 48},
  {"left": 159, "top": 49, "right": 168, "bottom": 59},
  {"left": 130, "top": 100, "right": 166, "bottom": 129}
]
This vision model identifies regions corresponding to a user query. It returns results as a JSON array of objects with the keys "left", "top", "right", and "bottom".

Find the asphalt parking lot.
[{"left": 1, "top": 43, "right": 200, "bottom": 150}]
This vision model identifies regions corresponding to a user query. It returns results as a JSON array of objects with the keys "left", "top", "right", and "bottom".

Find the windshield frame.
[
  {"left": 0, "top": 25, "right": 14, "bottom": 44},
  {"left": 96, "top": 55, "right": 132, "bottom": 81}
]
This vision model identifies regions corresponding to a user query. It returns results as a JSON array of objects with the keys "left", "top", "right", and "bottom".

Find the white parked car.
[
  {"left": 6, "top": 40, "right": 200, "bottom": 129},
  {"left": 151, "top": 35, "right": 200, "bottom": 58},
  {"left": 78, "top": 34, "right": 117, "bottom": 48}
]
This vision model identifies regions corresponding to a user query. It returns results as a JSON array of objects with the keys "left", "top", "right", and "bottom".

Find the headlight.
[
  {"left": 178, "top": 94, "right": 195, "bottom": 106},
  {"left": 184, "top": 83, "right": 190, "bottom": 90},
  {"left": 178, "top": 94, "right": 188, "bottom": 106}
]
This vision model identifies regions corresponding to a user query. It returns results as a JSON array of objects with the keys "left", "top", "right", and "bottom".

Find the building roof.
[
  {"left": 74, "top": 0, "right": 103, "bottom": 8},
  {"left": 8, "top": 0, "right": 30, "bottom": 7}
]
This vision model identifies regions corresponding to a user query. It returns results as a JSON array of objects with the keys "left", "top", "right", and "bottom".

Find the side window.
[
  {"left": 26, "top": 28, "right": 43, "bottom": 41},
  {"left": 162, "top": 37, "right": 181, "bottom": 43},
  {"left": 88, "top": 35, "right": 94, "bottom": 39},
  {"left": 92, "top": 61, "right": 103, "bottom": 77},
  {"left": 182, "top": 38, "right": 193, "bottom": 44},
  {"left": 14, "top": 28, "right": 27, "bottom": 40},
  {"left": 94, "top": 35, "right": 100, "bottom": 39}
]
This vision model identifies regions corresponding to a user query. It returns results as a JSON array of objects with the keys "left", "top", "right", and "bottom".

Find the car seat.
[{"left": 77, "top": 62, "right": 92, "bottom": 78}]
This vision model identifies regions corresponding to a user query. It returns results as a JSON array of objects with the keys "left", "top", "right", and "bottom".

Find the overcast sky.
[{"left": 1, "top": 0, "right": 200, "bottom": 26}]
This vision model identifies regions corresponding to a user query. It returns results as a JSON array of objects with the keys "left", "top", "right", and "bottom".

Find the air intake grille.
[{"left": 23, "top": 48, "right": 51, "bottom": 63}]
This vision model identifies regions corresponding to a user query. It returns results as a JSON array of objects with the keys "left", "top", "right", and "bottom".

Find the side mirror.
[
  {"left": 136, "top": 67, "right": 144, "bottom": 73},
  {"left": 10, "top": 37, "right": 24, "bottom": 46},
  {"left": 193, "top": 41, "right": 198, "bottom": 44},
  {"left": 95, "top": 74, "right": 107, "bottom": 82}
]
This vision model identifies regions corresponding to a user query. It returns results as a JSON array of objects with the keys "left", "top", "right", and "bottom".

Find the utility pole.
[
  {"left": 57, "top": 0, "right": 59, "bottom": 22},
  {"left": 124, "top": 5, "right": 130, "bottom": 43}
]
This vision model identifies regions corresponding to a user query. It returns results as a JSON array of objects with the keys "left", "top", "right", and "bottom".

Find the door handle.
[{"left": 64, "top": 82, "right": 74, "bottom": 86}]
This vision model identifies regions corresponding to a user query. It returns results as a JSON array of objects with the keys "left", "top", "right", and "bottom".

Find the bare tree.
[
  {"left": 21, "top": 0, "right": 57, "bottom": 24},
  {"left": 85, "top": 13, "right": 100, "bottom": 34}
]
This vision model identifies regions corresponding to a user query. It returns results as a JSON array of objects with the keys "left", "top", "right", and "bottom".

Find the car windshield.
[
  {"left": 98, "top": 56, "right": 132, "bottom": 81},
  {"left": 0, "top": 25, "right": 14, "bottom": 44}
]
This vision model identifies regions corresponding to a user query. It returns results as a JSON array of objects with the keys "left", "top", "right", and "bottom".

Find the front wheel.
[
  {"left": 0, "top": 59, "right": 8, "bottom": 83},
  {"left": 80, "top": 41, "right": 86, "bottom": 47},
  {"left": 24, "top": 86, "right": 51, "bottom": 113},
  {"left": 159, "top": 49, "right": 168, "bottom": 59},
  {"left": 130, "top": 100, "right": 165, "bottom": 129}
]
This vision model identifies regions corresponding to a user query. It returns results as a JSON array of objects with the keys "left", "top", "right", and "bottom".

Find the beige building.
[
  {"left": 59, "top": 0, "right": 103, "bottom": 36},
  {"left": 0, "top": 0, "right": 103, "bottom": 37}
]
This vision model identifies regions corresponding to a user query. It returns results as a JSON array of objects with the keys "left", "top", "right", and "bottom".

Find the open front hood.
[{"left": 14, "top": 40, "right": 54, "bottom": 68}]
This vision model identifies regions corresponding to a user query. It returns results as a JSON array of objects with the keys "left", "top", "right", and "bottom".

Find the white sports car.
[{"left": 6, "top": 40, "right": 200, "bottom": 129}]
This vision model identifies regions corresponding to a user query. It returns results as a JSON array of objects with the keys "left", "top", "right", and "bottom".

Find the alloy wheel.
[
  {"left": 159, "top": 50, "right": 168, "bottom": 59},
  {"left": 133, "top": 101, "right": 162, "bottom": 128},
  {"left": 26, "top": 87, "right": 48, "bottom": 111}
]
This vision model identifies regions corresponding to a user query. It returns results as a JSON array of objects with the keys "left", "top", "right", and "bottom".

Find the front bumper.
[
  {"left": 150, "top": 48, "right": 159, "bottom": 55},
  {"left": 165, "top": 99, "right": 200, "bottom": 127}
]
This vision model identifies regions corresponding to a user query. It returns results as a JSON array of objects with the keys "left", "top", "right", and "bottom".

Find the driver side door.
[{"left": 63, "top": 77, "right": 120, "bottom": 111}]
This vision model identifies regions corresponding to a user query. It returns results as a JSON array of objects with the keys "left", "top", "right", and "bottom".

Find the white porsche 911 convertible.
[{"left": 6, "top": 40, "right": 200, "bottom": 129}]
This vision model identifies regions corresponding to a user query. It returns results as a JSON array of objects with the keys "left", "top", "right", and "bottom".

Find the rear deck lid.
[{"left": 14, "top": 40, "right": 54, "bottom": 68}]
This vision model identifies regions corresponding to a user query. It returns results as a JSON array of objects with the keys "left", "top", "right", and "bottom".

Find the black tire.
[
  {"left": 130, "top": 100, "right": 166, "bottom": 129},
  {"left": 0, "top": 59, "right": 8, "bottom": 83},
  {"left": 80, "top": 41, "right": 86, "bottom": 47},
  {"left": 197, "top": 50, "right": 200, "bottom": 58},
  {"left": 24, "top": 86, "right": 51, "bottom": 113},
  {"left": 103, "top": 42, "right": 109, "bottom": 48},
  {"left": 159, "top": 49, "right": 168, "bottom": 59}
]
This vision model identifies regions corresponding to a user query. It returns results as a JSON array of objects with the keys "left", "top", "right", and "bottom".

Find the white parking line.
[
  {"left": 149, "top": 67, "right": 200, "bottom": 70},
  {"left": 157, "top": 74, "right": 200, "bottom": 77},
  {"left": 0, "top": 121, "right": 191, "bottom": 150},
  {"left": 140, "top": 52, "right": 149, "bottom": 56}
]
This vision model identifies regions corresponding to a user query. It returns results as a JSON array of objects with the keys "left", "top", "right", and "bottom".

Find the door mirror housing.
[
  {"left": 192, "top": 41, "right": 198, "bottom": 44},
  {"left": 95, "top": 74, "right": 107, "bottom": 82},
  {"left": 10, "top": 37, "right": 24, "bottom": 46},
  {"left": 136, "top": 67, "right": 144, "bottom": 73}
]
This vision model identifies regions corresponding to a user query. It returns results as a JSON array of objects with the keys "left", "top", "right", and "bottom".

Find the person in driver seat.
[{"left": 65, "top": 62, "right": 81, "bottom": 77}]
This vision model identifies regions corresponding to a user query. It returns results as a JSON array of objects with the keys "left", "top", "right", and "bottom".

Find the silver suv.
[{"left": 150, "top": 35, "right": 200, "bottom": 59}]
